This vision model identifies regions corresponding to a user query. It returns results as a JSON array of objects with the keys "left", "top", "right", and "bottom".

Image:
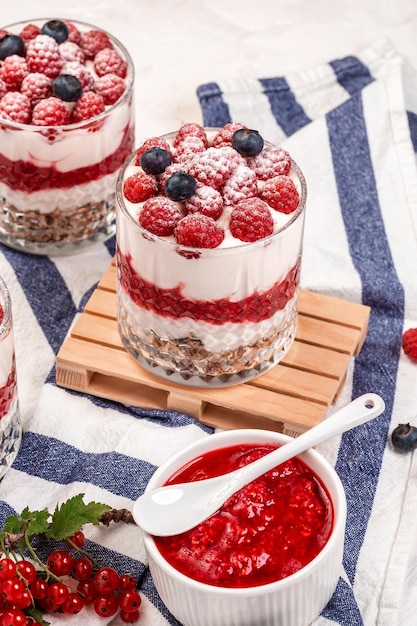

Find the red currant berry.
[
  {"left": 0, "top": 608, "right": 27, "bottom": 626},
  {"left": 93, "top": 567, "right": 120, "bottom": 596},
  {"left": 72, "top": 557, "right": 93, "bottom": 581},
  {"left": 11, "top": 587, "right": 31, "bottom": 610},
  {"left": 62, "top": 592, "right": 85, "bottom": 615},
  {"left": 1, "top": 578, "right": 26, "bottom": 604},
  {"left": 46, "top": 550, "right": 74, "bottom": 576},
  {"left": 94, "top": 594, "right": 119, "bottom": 617},
  {"left": 47, "top": 581, "right": 70, "bottom": 606},
  {"left": 15, "top": 560, "right": 36, "bottom": 586},
  {"left": 0, "top": 559, "right": 16, "bottom": 580},
  {"left": 76, "top": 580, "right": 97, "bottom": 605},
  {"left": 65, "top": 530, "right": 85, "bottom": 549},
  {"left": 119, "top": 590, "right": 142, "bottom": 612},
  {"left": 120, "top": 608, "right": 140, "bottom": 623},
  {"left": 29, "top": 577, "right": 49, "bottom": 600},
  {"left": 119, "top": 573, "right": 137, "bottom": 591}
]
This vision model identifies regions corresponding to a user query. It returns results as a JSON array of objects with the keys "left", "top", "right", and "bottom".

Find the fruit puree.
[
  {"left": 116, "top": 124, "right": 306, "bottom": 386},
  {"left": 0, "top": 18, "right": 135, "bottom": 254},
  {"left": 154, "top": 443, "right": 333, "bottom": 588}
]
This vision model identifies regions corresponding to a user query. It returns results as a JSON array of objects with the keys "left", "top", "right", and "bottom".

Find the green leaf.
[
  {"left": 26, "top": 605, "right": 51, "bottom": 625},
  {"left": 45, "top": 494, "right": 111, "bottom": 541},
  {"left": 26, "top": 509, "right": 51, "bottom": 536},
  {"left": 3, "top": 514, "right": 23, "bottom": 534}
]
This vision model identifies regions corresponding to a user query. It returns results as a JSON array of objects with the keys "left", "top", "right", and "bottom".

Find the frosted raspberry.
[
  {"left": 0, "top": 91, "right": 31, "bottom": 123},
  {"left": 123, "top": 172, "right": 158, "bottom": 203},
  {"left": 71, "top": 91, "right": 105, "bottom": 122},
  {"left": 95, "top": 73, "right": 126, "bottom": 105},
  {"left": 62, "top": 61, "right": 95, "bottom": 91},
  {"left": 261, "top": 175, "right": 300, "bottom": 214},
  {"left": 402, "top": 328, "right": 417, "bottom": 362},
  {"left": 139, "top": 197, "right": 182, "bottom": 236},
  {"left": 174, "top": 123, "right": 208, "bottom": 148},
  {"left": 19, "top": 23, "right": 41, "bottom": 42},
  {"left": 93, "top": 47, "right": 127, "bottom": 78},
  {"left": 0, "top": 54, "right": 29, "bottom": 90},
  {"left": 248, "top": 146, "right": 291, "bottom": 181},
  {"left": 64, "top": 21, "right": 82, "bottom": 44},
  {"left": 26, "top": 34, "right": 63, "bottom": 79},
  {"left": 215, "top": 146, "right": 246, "bottom": 169},
  {"left": 80, "top": 29, "right": 112, "bottom": 59},
  {"left": 174, "top": 136, "right": 207, "bottom": 163},
  {"left": 59, "top": 41, "right": 85, "bottom": 64},
  {"left": 32, "top": 96, "right": 70, "bottom": 126},
  {"left": 229, "top": 198, "right": 274, "bottom": 242},
  {"left": 135, "top": 137, "right": 172, "bottom": 165},
  {"left": 188, "top": 147, "right": 235, "bottom": 188},
  {"left": 176, "top": 214, "right": 224, "bottom": 248},
  {"left": 222, "top": 165, "right": 258, "bottom": 205},
  {"left": 184, "top": 185, "right": 223, "bottom": 220},
  {"left": 211, "top": 122, "right": 247, "bottom": 147},
  {"left": 21, "top": 72, "right": 52, "bottom": 106},
  {"left": 0, "top": 79, "right": 7, "bottom": 99}
]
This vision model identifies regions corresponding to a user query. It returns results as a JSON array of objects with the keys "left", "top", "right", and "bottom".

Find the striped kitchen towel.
[{"left": 0, "top": 36, "right": 416, "bottom": 625}]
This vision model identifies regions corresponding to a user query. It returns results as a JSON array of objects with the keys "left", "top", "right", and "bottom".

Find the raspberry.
[
  {"left": 59, "top": 41, "right": 85, "bottom": 64},
  {"left": 135, "top": 137, "right": 172, "bottom": 165},
  {"left": 184, "top": 185, "right": 223, "bottom": 220},
  {"left": 21, "top": 72, "right": 52, "bottom": 106},
  {"left": 0, "top": 79, "right": 7, "bottom": 99},
  {"left": 174, "top": 123, "right": 208, "bottom": 148},
  {"left": 229, "top": 198, "right": 274, "bottom": 242},
  {"left": 65, "top": 21, "right": 82, "bottom": 45},
  {"left": 222, "top": 165, "right": 258, "bottom": 205},
  {"left": 139, "top": 197, "right": 182, "bottom": 236},
  {"left": 211, "top": 122, "right": 247, "bottom": 147},
  {"left": 402, "top": 328, "right": 417, "bottom": 362},
  {"left": 261, "top": 175, "right": 300, "bottom": 213},
  {"left": 188, "top": 147, "right": 235, "bottom": 188},
  {"left": 0, "top": 91, "right": 31, "bottom": 123},
  {"left": 80, "top": 29, "right": 112, "bottom": 59},
  {"left": 71, "top": 91, "right": 105, "bottom": 122},
  {"left": 95, "top": 73, "right": 126, "bottom": 105},
  {"left": 93, "top": 47, "right": 128, "bottom": 78},
  {"left": 176, "top": 214, "right": 224, "bottom": 248},
  {"left": 174, "top": 136, "right": 207, "bottom": 163},
  {"left": 26, "top": 34, "right": 63, "bottom": 78},
  {"left": 32, "top": 96, "right": 70, "bottom": 126},
  {"left": 123, "top": 172, "right": 158, "bottom": 203},
  {"left": 62, "top": 61, "right": 95, "bottom": 91},
  {"left": 248, "top": 146, "right": 291, "bottom": 181},
  {"left": 0, "top": 54, "right": 29, "bottom": 90},
  {"left": 19, "top": 23, "right": 41, "bottom": 42}
]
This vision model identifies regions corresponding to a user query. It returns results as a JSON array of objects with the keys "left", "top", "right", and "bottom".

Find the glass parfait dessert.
[
  {"left": 0, "top": 18, "right": 135, "bottom": 255},
  {"left": 116, "top": 123, "right": 306, "bottom": 388}
]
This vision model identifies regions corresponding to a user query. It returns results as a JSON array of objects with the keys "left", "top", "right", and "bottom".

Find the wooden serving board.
[{"left": 56, "top": 259, "right": 370, "bottom": 435}]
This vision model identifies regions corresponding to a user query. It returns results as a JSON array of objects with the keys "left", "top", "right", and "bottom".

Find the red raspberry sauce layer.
[
  {"left": 154, "top": 444, "right": 333, "bottom": 588},
  {"left": 117, "top": 250, "right": 301, "bottom": 325},
  {"left": 0, "top": 123, "right": 133, "bottom": 192}
]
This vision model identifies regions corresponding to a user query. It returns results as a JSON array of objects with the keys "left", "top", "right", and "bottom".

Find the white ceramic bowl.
[{"left": 135, "top": 429, "right": 346, "bottom": 626}]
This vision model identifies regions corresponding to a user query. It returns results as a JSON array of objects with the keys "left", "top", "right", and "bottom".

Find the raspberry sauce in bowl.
[{"left": 138, "top": 428, "right": 346, "bottom": 626}]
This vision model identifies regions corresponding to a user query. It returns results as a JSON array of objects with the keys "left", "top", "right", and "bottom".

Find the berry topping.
[
  {"left": 0, "top": 79, "right": 7, "bottom": 100},
  {"left": 222, "top": 164, "right": 258, "bottom": 205},
  {"left": 95, "top": 73, "right": 125, "bottom": 105},
  {"left": 65, "top": 21, "right": 82, "bottom": 44},
  {"left": 174, "top": 123, "right": 208, "bottom": 148},
  {"left": 188, "top": 147, "right": 235, "bottom": 188},
  {"left": 32, "top": 96, "right": 71, "bottom": 126},
  {"left": 0, "top": 34, "right": 25, "bottom": 60},
  {"left": 123, "top": 172, "right": 158, "bottom": 203},
  {"left": 71, "top": 90, "right": 105, "bottom": 122},
  {"left": 248, "top": 146, "right": 292, "bottom": 180},
  {"left": 93, "top": 47, "right": 128, "bottom": 78},
  {"left": 402, "top": 327, "right": 417, "bottom": 362},
  {"left": 140, "top": 147, "right": 172, "bottom": 175},
  {"left": 135, "top": 137, "right": 172, "bottom": 164},
  {"left": 139, "top": 197, "right": 182, "bottom": 236},
  {"left": 391, "top": 423, "right": 417, "bottom": 452},
  {"left": 229, "top": 198, "right": 274, "bottom": 242},
  {"left": 52, "top": 74, "right": 82, "bottom": 102},
  {"left": 184, "top": 184, "right": 224, "bottom": 220},
  {"left": 176, "top": 214, "right": 224, "bottom": 248},
  {"left": 232, "top": 128, "right": 264, "bottom": 156},
  {"left": 165, "top": 171, "right": 197, "bottom": 202},
  {"left": 80, "top": 29, "right": 113, "bottom": 59},
  {"left": 59, "top": 41, "right": 85, "bottom": 64},
  {"left": 41, "top": 20, "right": 69, "bottom": 44},
  {"left": 19, "top": 23, "right": 41, "bottom": 42},
  {"left": 21, "top": 72, "right": 52, "bottom": 106},
  {"left": 211, "top": 122, "right": 247, "bottom": 147},
  {"left": 0, "top": 91, "right": 31, "bottom": 123},
  {"left": 174, "top": 135, "right": 207, "bottom": 163},
  {"left": 0, "top": 54, "right": 29, "bottom": 90},
  {"left": 26, "top": 34, "right": 63, "bottom": 79},
  {"left": 62, "top": 61, "right": 95, "bottom": 91},
  {"left": 261, "top": 175, "right": 300, "bottom": 213}
]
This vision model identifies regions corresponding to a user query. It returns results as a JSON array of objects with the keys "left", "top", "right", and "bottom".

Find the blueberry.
[
  {"left": 391, "top": 423, "right": 417, "bottom": 452},
  {"left": 41, "top": 19, "right": 69, "bottom": 44},
  {"left": 165, "top": 172, "right": 197, "bottom": 202},
  {"left": 232, "top": 128, "right": 264, "bottom": 157},
  {"left": 140, "top": 147, "right": 172, "bottom": 175},
  {"left": 52, "top": 74, "right": 83, "bottom": 102},
  {"left": 0, "top": 34, "right": 25, "bottom": 60}
]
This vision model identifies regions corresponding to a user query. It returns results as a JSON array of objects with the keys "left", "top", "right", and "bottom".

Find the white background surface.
[{"left": 2, "top": 1, "right": 416, "bottom": 623}]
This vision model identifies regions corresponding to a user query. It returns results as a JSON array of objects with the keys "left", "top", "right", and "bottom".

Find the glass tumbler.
[
  {"left": 116, "top": 129, "right": 307, "bottom": 388},
  {"left": 0, "top": 276, "right": 21, "bottom": 478},
  {"left": 0, "top": 18, "right": 135, "bottom": 255}
]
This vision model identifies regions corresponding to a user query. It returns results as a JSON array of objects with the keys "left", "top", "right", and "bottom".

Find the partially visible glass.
[
  {"left": 0, "top": 19, "right": 135, "bottom": 255},
  {"left": 0, "top": 276, "right": 21, "bottom": 478}
]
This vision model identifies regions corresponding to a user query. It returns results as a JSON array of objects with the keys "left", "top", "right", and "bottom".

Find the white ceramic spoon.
[{"left": 133, "top": 393, "right": 385, "bottom": 536}]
